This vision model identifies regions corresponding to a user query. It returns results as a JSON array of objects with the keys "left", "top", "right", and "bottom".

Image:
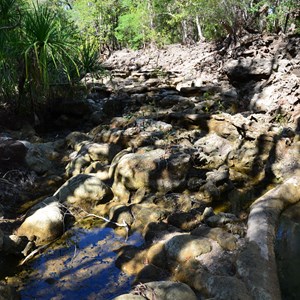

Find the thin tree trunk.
[
  {"left": 195, "top": 15, "right": 205, "bottom": 41},
  {"left": 182, "top": 19, "right": 188, "bottom": 43}
]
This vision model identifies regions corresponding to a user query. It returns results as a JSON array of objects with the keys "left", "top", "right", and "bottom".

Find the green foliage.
[
  {"left": 0, "top": 0, "right": 25, "bottom": 101},
  {"left": 0, "top": 0, "right": 299, "bottom": 120},
  {"left": 21, "top": 3, "right": 79, "bottom": 88},
  {"left": 77, "top": 38, "right": 106, "bottom": 81}
]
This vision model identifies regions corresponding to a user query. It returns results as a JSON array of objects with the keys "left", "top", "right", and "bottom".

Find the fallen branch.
[
  {"left": 20, "top": 239, "right": 58, "bottom": 266},
  {"left": 84, "top": 212, "right": 130, "bottom": 241}
]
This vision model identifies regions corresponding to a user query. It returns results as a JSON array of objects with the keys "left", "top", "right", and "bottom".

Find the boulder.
[
  {"left": 25, "top": 142, "right": 59, "bottom": 175},
  {"left": 165, "top": 234, "right": 211, "bottom": 263},
  {"left": 79, "top": 142, "right": 122, "bottom": 162},
  {"left": 112, "top": 149, "right": 190, "bottom": 202},
  {"left": 65, "top": 131, "right": 92, "bottom": 149},
  {"left": 194, "top": 133, "right": 234, "bottom": 169},
  {"left": 175, "top": 260, "right": 251, "bottom": 299},
  {"left": 16, "top": 201, "right": 66, "bottom": 244},
  {"left": 0, "top": 139, "right": 27, "bottom": 167},
  {"left": 54, "top": 174, "right": 113, "bottom": 205},
  {"left": 130, "top": 281, "right": 198, "bottom": 300},
  {"left": 224, "top": 58, "right": 273, "bottom": 81}
]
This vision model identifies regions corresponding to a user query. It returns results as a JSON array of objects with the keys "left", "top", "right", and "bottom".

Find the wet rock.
[
  {"left": 16, "top": 201, "right": 66, "bottom": 244},
  {"left": 165, "top": 234, "right": 211, "bottom": 263},
  {"left": 54, "top": 174, "right": 113, "bottom": 205}
]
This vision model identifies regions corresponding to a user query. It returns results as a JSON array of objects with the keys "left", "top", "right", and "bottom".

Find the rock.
[
  {"left": 131, "top": 204, "right": 169, "bottom": 230},
  {"left": 113, "top": 295, "right": 146, "bottom": 300},
  {"left": 16, "top": 201, "right": 66, "bottom": 244},
  {"left": 135, "top": 264, "right": 169, "bottom": 284},
  {"left": 108, "top": 205, "right": 134, "bottom": 226},
  {"left": 145, "top": 242, "right": 167, "bottom": 269},
  {"left": 175, "top": 259, "right": 251, "bottom": 299},
  {"left": 224, "top": 58, "right": 273, "bottom": 82},
  {"left": 268, "top": 140, "right": 300, "bottom": 181},
  {"left": 2, "top": 235, "right": 28, "bottom": 254},
  {"left": 90, "top": 110, "right": 105, "bottom": 125},
  {"left": 66, "top": 152, "right": 91, "bottom": 177},
  {"left": 205, "top": 275, "right": 252, "bottom": 300},
  {"left": 167, "top": 212, "right": 202, "bottom": 231},
  {"left": 158, "top": 94, "right": 194, "bottom": 109},
  {"left": 25, "top": 142, "right": 57, "bottom": 175},
  {"left": 194, "top": 133, "right": 234, "bottom": 169},
  {"left": 132, "top": 281, "right": 198, "bottom": 300},
  {"left": 206, "top": 212, "right": 239, "bottom": 227},
  {"left": 237, "top": 173, "right": 300, "bottom": 300},
  {"left": 192, "top": 226, "right": 238, "bottom": 251},
  {"left": 66, "top": 142, "right": 121, "bottom": 177},
  {"left": 134, "top": 118, "right": 173, "bottom": 133},
  {"left": 65, "top": 131, "right": 92, "bottom": 149},
  {"left": 165, "top": 234, "right": 211, "bottom": 263},
  {"left": 0, "top": 139, "right": 27, "bottom": 167},
  {"left": 0, "top": 283, "right": 19, "bottom": 300},
  {"left": 54, "top": 174, "right": 113, "bottom": 205},
  {"left": 80, "top": 142, "right": 122, "bottom": 162},
  {"left": 112, "top": 149, "right": 190, "bottom": 202}
]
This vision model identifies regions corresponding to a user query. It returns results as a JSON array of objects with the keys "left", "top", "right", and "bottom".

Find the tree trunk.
[
  {"left": 195, "top": 15, "right": 205, "bottom": 41},
  {"left": 182, "top": 19, "right": 188, "bottom": 44}
]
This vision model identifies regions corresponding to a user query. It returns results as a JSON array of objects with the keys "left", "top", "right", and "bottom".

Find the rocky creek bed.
[{"left": 0, "top": 33, "right": 300, "bottom": 299}]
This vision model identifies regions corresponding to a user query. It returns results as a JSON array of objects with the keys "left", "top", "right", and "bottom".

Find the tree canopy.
[{"left": 0, "top": 0, "right": 299, "bottom": 119}]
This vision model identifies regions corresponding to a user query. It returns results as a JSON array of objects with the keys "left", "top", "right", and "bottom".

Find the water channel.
[{"left": 8, "top": 222, "right": 143, "bottom": 300}]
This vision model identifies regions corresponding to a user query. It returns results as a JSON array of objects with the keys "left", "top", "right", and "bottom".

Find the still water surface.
[{"left": 15, "top": 226, "right": 143, "bottom": 300}]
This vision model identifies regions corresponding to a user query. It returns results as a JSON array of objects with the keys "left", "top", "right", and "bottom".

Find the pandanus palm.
[{"left": 21, "top": 4, "right": 79, "bottom": 93}]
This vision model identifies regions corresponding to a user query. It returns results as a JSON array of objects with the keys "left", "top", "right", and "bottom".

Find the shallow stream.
[{"left": 8, "top": 223, "right": 143, "bottom": 299}]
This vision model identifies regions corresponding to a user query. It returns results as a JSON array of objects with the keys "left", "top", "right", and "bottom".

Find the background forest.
[{"left": 0, "top": 0, "right": 299, "bottom": 121}]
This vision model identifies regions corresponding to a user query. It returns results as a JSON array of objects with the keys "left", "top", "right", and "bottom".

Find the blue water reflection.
[{"left": 19, "top": 227, "right": 144, "bottom": 300}]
